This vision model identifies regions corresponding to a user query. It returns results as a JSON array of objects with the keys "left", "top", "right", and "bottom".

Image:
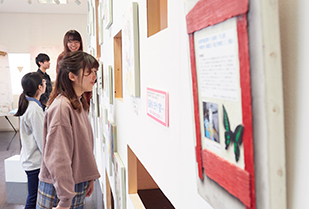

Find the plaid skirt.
[{"left": 36, "top": 180, "right": 88, "bottom": 209}]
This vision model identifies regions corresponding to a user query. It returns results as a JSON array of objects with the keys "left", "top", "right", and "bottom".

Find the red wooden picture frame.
[{"left": 186, "top": 0, "right": 255, "bottom": 208}]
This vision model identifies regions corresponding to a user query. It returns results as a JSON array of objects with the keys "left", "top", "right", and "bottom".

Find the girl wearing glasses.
[
  {"left": 56, "top": 30, "right": 92, "bottom": 105},
  {"left": 56, "top": 30, "right": 83, "bottom": 75}
]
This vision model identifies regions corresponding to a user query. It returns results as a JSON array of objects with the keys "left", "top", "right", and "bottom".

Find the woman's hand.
[
  {"left": 86, "top": 180, "right": 94, "bottom": 197},
  {"left": 54, "top": 180, "right": 95, "bottom": 208}
]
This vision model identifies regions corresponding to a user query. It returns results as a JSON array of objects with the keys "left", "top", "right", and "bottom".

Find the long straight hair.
[
  {"left": 15, "top": 72, "right": 43, "bottom": 117},
  {"left": 48, "top": 51, "right": 99, "bottom": 112}
]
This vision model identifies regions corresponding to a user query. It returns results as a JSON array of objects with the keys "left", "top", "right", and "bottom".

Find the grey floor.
[{"left": 0, "top": 131, "right": 104, "bottom": 209}]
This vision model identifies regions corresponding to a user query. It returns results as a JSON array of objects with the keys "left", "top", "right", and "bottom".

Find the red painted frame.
[{"left": 186, "top": 0, "right": 255, "bottom": 208}]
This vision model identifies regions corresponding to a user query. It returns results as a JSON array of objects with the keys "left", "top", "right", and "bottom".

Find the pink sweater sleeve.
[{"left": 43, "top": 124, "right": 75, "bottom": 207}]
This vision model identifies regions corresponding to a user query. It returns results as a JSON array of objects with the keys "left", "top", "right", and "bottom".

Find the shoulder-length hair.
[
  {"left": 48, "top": 51, "right": 99, "bottom": 112},
  {"left": 63, "top": 30, "right": 83, "bottom": 53}
]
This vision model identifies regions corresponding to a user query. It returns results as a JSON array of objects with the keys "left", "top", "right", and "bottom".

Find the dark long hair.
[
  {"left": 15, "top": 72, "right": 43, "bottom": 117},
  {"left": 63, "top": 30, "right": 83, "bottom": 53},
  {"left": 48, "top": 51, "right": 99, "bottom": 112}
]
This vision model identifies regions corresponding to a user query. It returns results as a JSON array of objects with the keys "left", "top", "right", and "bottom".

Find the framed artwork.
[
  {"left": 92, "top": 84, "right": 97, "bottom": 117},
  {"left": 186, "top": 0, "right": 255, "bottom": 208},
  {"left": 87, "top": 25, "right": 91, "bottom": 45},
  {"left": 99, "top": 104, "right": 105, "bottom": 140},
  {"left": 108, "top": 65, "right": 113, "bottom": 104},
  {"left": 105, "top": 139, "right": 112, "bottom": 177},
  {"left": 102, "top": 133, "right": 106, "bottom": 145},
  {"left": 91, "top": 1, "right": 95, "bottom": 36},
  {"left": 114, "top": 153, "right": 126, "bottom": 209},
  {"left": 104, "top": 0, "right": 113, "bottom": 29},
  {"left": 98, "top": 1, "right": 104, "bottom": 45},
  {"left": 0, "top": 47, "right": 13, "bottom": 116},
  {"left": 87, "top": 1, "right": 92, "bottom": 35},
  {"left": 98, "top": 61, "right": 104, "bottom": 90},
  {"left": 103, "top": 106, "right": 108, "bottom": 126},
  {"left": 96, "top": 93, "right": 100, "bottom": 118},
  {"left": 96, "top": 117, "right": 100, "bottom": 139},
  {"left": 88, "top": 0, "right": 95, "bottom": 36},
  {"left": 108, "top": 121, "right": 117, "bottom": 175},
  {"left": 104, "top": 64, "right": 108, "bottom": 93},
  {"left": 92, "top": 47, "right": 96, "bottom": 57},
  {"left": 123, "top": 2, "right": 140, "bottom": 97},
  {"left": 100, "top": 105, "right": 108, "bottom": 134},
  {"left": 146, "top": 88, "right": 169, "bottom": 127}
]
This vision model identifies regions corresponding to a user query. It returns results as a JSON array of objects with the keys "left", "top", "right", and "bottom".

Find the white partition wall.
[
  {"left": 89, "top": 0, "right": 209, "bottom": 208},
  {"left": 87, "top": 0, "right": 288, "bottom": 208},
  {"left": 87, "top": 0, "right": 286, "bottom": 208}
]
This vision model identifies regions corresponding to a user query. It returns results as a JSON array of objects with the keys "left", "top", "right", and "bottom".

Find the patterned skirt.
[{"left": 36, "top": 180, "right": 88, "bottom": 209}]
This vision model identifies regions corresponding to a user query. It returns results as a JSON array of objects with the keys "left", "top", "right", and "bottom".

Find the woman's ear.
[
  {"left": 37, "top": 84, "right": 44, "bottom": 95},
  {"left": 38, "top": 84, "right": 42, "bottom": 91},
  {"left": 69, "top": 72, "right": 76, "bottom": 82}
]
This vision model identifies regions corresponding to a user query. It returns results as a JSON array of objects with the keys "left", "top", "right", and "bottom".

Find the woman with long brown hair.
[{"left": 37, "top": 51, "right": 100, "bottom": 209}]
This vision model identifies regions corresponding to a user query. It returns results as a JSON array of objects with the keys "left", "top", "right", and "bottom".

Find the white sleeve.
[{"left": 30, "top": 106, "right": 45, "bottom": 153}]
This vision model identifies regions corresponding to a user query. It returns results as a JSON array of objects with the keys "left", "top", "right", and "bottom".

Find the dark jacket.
[{"left": 37, "top": 69, "right": 52, "bottom": 110}]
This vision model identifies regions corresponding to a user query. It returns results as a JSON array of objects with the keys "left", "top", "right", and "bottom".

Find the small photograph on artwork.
[{"left": 203, "top": 102, "right": 220, "bottom": 143}]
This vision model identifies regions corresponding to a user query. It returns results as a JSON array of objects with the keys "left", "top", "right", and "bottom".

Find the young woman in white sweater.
[{"left": 15, "top": 72, "right": 46, "bottom": 209}]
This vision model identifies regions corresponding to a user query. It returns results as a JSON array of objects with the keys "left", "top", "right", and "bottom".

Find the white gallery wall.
[
  {"left": 0, "top": 12, "right": 87, "bottom": 131},
  {"left": 89, "top": 0, "right": 287, "bottom": 208},
  {"left": 89, "top": 0, "right": 284, "bottom": 208},
  {"left": 279, "top": 0, "right": 309, "bottom": 208},
  {"left": 91, "top": 0, "right": 209, "bottom": 208},
  {"left": 91, "top": 0, "right": 285, "bottom": 209}
]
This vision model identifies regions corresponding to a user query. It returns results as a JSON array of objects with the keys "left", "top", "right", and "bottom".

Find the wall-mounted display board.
[
  {"left": 0, "top": 46, "right": 13, "bottom": 116},
  {"left": 98, "top": 61, "right": 104, "bottom": 90},
  {"left": 186, "top": 0, "right": 255, "bottom": 208},
  {"left": 146, "top": 88, "right": 169, "bottom": 127},
  {"left": 104, "top": 64, "right": 108, "bottom": 94},
  {"left": 108, "top": 65, "right": 113, "bottom": 104},
  {"left": 98, "top": 1, "right": 104, "bottom": 45},
  {"left": 114, "top": 153, "right": 126, "bottom": 209},
  {"left": 101, "top": 105, "right": 108, "bottom": 135},
  {"left": 103, "top": 0, "right": 113, "bottom": 29},
  {"left": 95, "top": 0, "right": 102, "bottom": 56},
  {"left": 114, "top": 31, "right": 123, "bottom": 100},
  {"left": 96, "top": 93, "right": 100, "bottom": 118},
  {"left": 123, "top": 2, "right": 140, "bottom": 97},
  {"left": 87, "top": 1, "right": 91, "bottom": 36},
  {"left": 108, "top": 121, "right": 117, "bottom": 176},
  {"left": 88, "top": 0, "right": 95, "bottom": 36}
]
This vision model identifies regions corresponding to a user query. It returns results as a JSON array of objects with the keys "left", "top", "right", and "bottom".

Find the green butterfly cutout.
[{"left": 222, "top": 105, "right": 244, "bottom": 162}]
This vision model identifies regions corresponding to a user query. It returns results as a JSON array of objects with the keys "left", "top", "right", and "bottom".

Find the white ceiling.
[{"left": 0, "top": 0, "right": 87, "bottom": 14}]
